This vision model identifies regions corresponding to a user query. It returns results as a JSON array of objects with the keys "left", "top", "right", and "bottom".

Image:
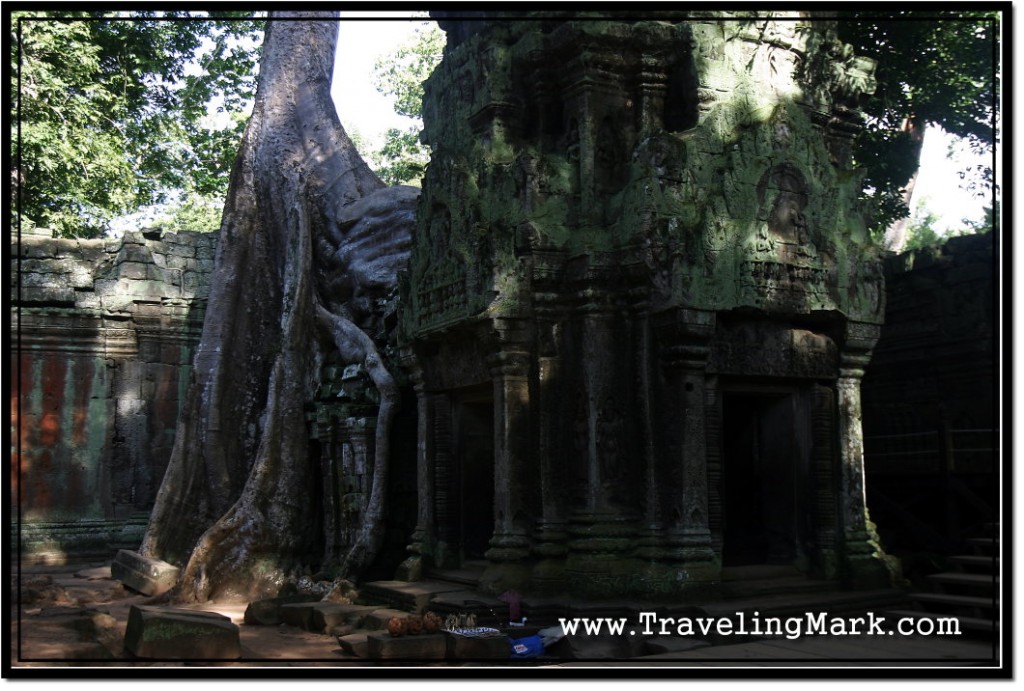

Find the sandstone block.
[
  {"left": 337, "top": 632, "right": 370, "bottom": 657},
  {"left": 243, "top": 594, "right": 320, "bottom": 626},
  {"left": 124, "top": 605, "right": 240, "bottom": 659},
  {"left": 361, "top": 607, "right": 410, "bottom": 631},
  {"left": 310, "top": 603, "right": 379, "bottom": 632},
  {"left": 365, "top": 631, "right": 446, "bottom": 660},
  {"left": 275, "top": 602, "right": 378, "bottom": 632},
  {"left": 446, "top": 632, "right": 511, "bottom": 660},
  {"left": 278, "top": 602, "right": 315, "bottom": 629},
  {"left": 110, "top": 549, "right": 179, "bottom": 596}
]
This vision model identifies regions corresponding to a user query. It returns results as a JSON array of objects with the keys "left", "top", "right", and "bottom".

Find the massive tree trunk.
[
  {"left": 139, "top": 12, "right": 413, "bottom": 602},
  {"left": 882, "top": 117, "right": 926, "bottom": 252}
]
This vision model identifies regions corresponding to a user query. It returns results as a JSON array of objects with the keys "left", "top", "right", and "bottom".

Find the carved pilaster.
[
  {"left": 396, "top": 361, "right": 435, "bottom": 581},
  {"left": 837, "top": 322, "right": 892, "bottom": 588},
  {"left": 479, "top": 322, "right": 533, "bottom": 594},
  {"left": 810, "top": 383, "right": 840, "bottom": 580},
  {"left": 704, "top": 375, "right": 724, "bottom": 557},
  {"left": 652, "top": 308, "right": 719, "bottom": 596},
  {"left": 432, "top": 393, "right": 456, "bottom": 568},
  {"left": 634, "top": 311, "right": 664, "bottom": 559},
  {"left": 530, "top": 351, "right": 569, "bottom": 593}
]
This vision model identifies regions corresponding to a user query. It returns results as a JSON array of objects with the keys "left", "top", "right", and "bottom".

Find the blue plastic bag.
[{"left": 510, "top": 634, "right": 544, "bottom": 658}]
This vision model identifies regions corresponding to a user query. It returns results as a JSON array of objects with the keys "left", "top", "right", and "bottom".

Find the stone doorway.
[
  {"left": 721, "top": 388, "right": 811, "bottom": 568},
  {"left": 451, "top": 387, "right": 495, "bottom": 563}
]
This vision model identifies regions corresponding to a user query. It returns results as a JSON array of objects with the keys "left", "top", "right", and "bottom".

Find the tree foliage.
[
  {"left": 11, "top": 11, "right": 263, "bottom": 237},
  {"left": 838, "top": 11, "right": 1000, "bottom": 232},
  {"left": 367, "top": 22, "right": 444, "bottom": 185}
]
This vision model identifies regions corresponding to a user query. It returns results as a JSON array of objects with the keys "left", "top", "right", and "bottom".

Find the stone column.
[
  {"left": 837, "top": 322, "right": 891, "bottom": 588},
  {"left": 564, "top": 306, "right": 640, "bottom": 598},
  {"left": 396, "top": 363, "right": 435, "bottom": 581},
  {"left": 704, "top": 374, "right": 724, "bottom": 557},
  {"left": 637, "top": 56, "right": 668, "bottom": 136},
  {"left": 653, "top": 308, "right": 719, "bottom": 598},
  {"left": 530, "top": 352, "right": 569, "bottom": 593},
  {"left": 479, "top": 331, "right": 533, "bottom": 594}
]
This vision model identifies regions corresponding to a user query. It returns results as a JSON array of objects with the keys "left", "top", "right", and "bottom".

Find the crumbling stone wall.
[
  {"left": 11, "top": 228, "right": 217, "bottom": 562},
  {"left": 862, "top": 231, "right": 995, "bottom": 445},
  {"left": 860, "top": 231, "right": 996, "bottom": 552}
]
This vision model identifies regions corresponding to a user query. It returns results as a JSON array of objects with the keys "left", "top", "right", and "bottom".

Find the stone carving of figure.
[
  {"left": 756, "top": 165, "right": 814, "bottom": 255},
  {"left": 770, "top": 183, "right": 809, "bottom": 247}
]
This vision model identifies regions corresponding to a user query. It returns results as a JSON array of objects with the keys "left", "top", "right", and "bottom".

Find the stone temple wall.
[
  {"left": 862, "top": 231, "right": 995, "bottom": 446},
  {"left": 11, "top": 228, "right": 217, "bottom": 563},
  {"left": 860, "top": 231, "right": 996, "bottom": 554}
]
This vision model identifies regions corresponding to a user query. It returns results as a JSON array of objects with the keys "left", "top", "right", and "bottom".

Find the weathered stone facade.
[
  {"left": 11, "top": 228, "right": 216, "bottom": 562},
  {"left": 397, "top": 14, "right": 891, "bottom": 598}
]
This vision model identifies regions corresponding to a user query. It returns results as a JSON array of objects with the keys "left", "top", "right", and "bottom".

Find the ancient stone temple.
[{"left": 396, "top": 14, "right": 891, "bottom": 599}]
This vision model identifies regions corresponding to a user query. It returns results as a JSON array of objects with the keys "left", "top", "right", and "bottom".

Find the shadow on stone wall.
[{"left": 11, "top": 227, "right": 218, "bottom": 563}]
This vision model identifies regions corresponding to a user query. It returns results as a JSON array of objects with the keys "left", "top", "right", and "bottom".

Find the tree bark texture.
[{"left": 140, "top": 13, "right": 413, "bottom": 602}]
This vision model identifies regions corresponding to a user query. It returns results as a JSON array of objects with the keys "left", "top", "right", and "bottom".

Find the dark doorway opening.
[
  {"left": 452, "top": 387, "right": 495, "bottom": 563},
  {"left": 722, "top": 390, "right": 806, "bottom": 567}
]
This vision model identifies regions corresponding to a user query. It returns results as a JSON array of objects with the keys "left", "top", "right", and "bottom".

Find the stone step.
[
  {"left": 909, "top": 592, "right": 997, "bottom": 610},
  {"left": 886, "top": 609, "right": 998, "bottom": 634},
  {"left": 968, "top": 537, "right": 997, "bottom": 554},
  {"left": 926, "top": 572, "right": 997, "bottom": 590},
  {"left": 359, "top": 580, "right": 470, "bottom": 614},
  {"left": 699, "top": 588, "right": 910, "bottom": 639},
  {"left": 721, "top": 576, "right": 835, "bottom": 600},
  {"left": 365, "top": 630, "right": 448, "bottom": 660},
  {"left": 361, "top": 607, "right": 413, "bottom": 631},
  {"left": 336, "top": 632, "right": 370, "bottom": 657},
  {"left": 950, "top": 555, "right": 998, "bottom": 571}
]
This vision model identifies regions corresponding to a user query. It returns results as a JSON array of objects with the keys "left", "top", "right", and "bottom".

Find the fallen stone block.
[
  {"left": 277, "top": 602, "right": 380, "bottom": 632},
  {"left": 278, "top": 602, "right": 315, "bottom": 629},
  {"left": 110, "top": 550, "right": 179, "bottom": 596},
  {"left": 243, "top": 594, "right": 320, "bottom": 626},
  {"left": 124, "top": 605, "right": 240, "bottom": 660},
  {"left": 310, "top": 604, "right": 379, "bottom": 632},
  {"left": 329, "top": 623, "right": 354, "bottom": 638},
  {"left": 447, "top": 632, "right": 511, "bottom": 660},
  {"left": 365, "top": 631, "right": 447, "bottom": 660},
  {"left": 337, "top": 632, "right": 370, "bottom": 657}
]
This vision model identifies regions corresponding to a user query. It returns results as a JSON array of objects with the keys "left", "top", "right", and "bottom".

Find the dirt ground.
[{"left": 10, "top": 560, "right": 367, "bottom": 669}]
